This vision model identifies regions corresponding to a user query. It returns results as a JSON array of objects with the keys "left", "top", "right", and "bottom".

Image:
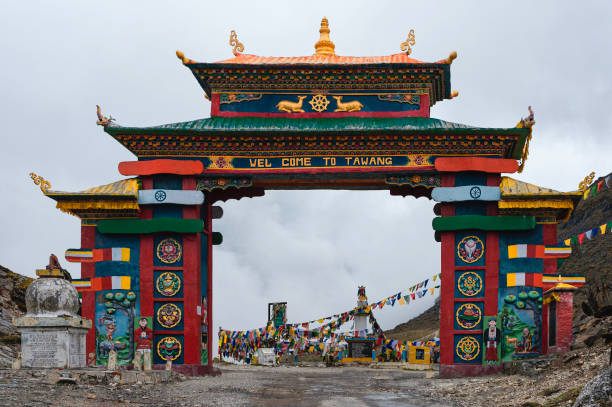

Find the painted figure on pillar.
[
  {"left": 483, "top": 317, "right": 501, "bottom": 365},
  {"left": 133, "top": 317, "right": 153, "bottom": 370}
]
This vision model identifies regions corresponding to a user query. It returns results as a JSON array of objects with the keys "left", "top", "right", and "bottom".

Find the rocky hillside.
[
  {"left": 557, "top": 172, "right": 612, "bottom": 349},
  {"left": 0, "top": 265, "right": 33, "bottom": 366},
  {"left": 387, "top": 171, "right": 612, "bottom": 345},
  {"left": 385, "top": 297, "right": 440, "bottom": 341}
]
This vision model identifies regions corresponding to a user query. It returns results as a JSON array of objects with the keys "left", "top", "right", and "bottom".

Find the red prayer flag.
[
  {"left": 597, "top": 180, "right": 604, "bottom": 192},
  {"left": 578, "top": 233, "right": 585, "bottom": 244}
]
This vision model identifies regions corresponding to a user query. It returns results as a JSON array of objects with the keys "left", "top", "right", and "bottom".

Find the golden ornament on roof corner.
[
  {"left": 578, "top": 171, "right": 596, "bottom": 192},
  {"left": 229, "top": 30, "right": 244, "bottom": 56},
  {"left": 29, "top": 172, "right": 51, "bottom": 194},
  {"left": 96, "top": 105, "right": 114, "bottom": 127},
  {"left": 516, "top": 106, "right": 535, "bottom": 173},
  {"left": 400, "top": 29, "right": 416, "bottom": 55},
  {"left": 450, "top": 90, "right": 459, "bottom": 99},
  {"left": 445, "top": 51, "right": 458, "bottom": 64},
  {"left": 314, "top": 17, "right": 335, "bottom": 56}
]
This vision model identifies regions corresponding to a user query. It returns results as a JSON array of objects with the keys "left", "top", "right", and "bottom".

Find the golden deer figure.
[
  {"left": 333, "top": 96, "right": 363, "bottom": 112},
  {"left": 276, "top": 96, "right": 307, "bottom": 113}
]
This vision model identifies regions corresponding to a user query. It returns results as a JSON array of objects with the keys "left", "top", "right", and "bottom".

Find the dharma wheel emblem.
[
  {"left": 469, "top": 186, "right": 481, "bottom": 199},
  {"left": 309, "top": 94, "right": 330, "bottom": 112},
  {"left": 154, "top": 190, "right": 167, "bottom": 202}
]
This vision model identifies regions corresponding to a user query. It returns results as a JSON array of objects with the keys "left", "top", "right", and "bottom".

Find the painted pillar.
[
  {"left": 438, "top": 173, "right": 455, "bottom": 367},
  {"left": 81, "top": 224, "right": 96, "bottom": 358}
]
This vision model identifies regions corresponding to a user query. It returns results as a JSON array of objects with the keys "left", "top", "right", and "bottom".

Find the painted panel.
[
  {"left": 454, "top": 202, "right": 487, "bottom": 216},
  {"left": 203, "top": 154, "right": 435, "bottom": 172},
  {"left": 153, "top": 174, "right": 183, "bottom": 190},
  {"left": 498, "top": 286, "right": 543, "bottom": 361},
  {"left": 154, "top": 301, "right": 184, "bottom": 331},
  {"left": 139, "top": 189, "right": 204, "bottom": 205},
  {"left": 95, "top": 290, "right": 140, "bottom": 366},
  {"left": 454, "top": 302, "right": 484, "bottom": 330},
  {"left": 432, "top": 186, "right": 501, "bottom": 202},
  {"left": 154, "top": 270, "right": 183, "bottom": 298},
  {"left": 498, "top": 225, "right": 543, "bottom": 286},
  {"left": 455, "top": 270, "right": 485, "bottom": 298},
  {"left": 154, "top": 334, "right": 184, "bottom": 364},
  {"left": 455, "top": 232, "right": 486, "bottom": 266},
  {"left": 453, "top": 334, "right": 483, "bottom": 364},
  {"left": 218, "top": 93, "right": 423, "bottom": 114},
  {"left": 152, "top": 205, "right": 183, "bottom": 219},
  {"left": 454, "top": 172, "right": 488, "bottom": 187},
  {"left": 154, "top": 235, "right": 183, "bottom": 267},
  {"left": 93, "top": 232, "right": 140, "bottom": 290}
]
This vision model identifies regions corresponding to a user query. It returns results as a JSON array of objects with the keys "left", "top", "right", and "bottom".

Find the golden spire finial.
[
  {"left": 314, "top": 17, "right": 335, "bottom": 56},
  {"left": 579, "top": 171, "right": 596, "bottom": 192}
]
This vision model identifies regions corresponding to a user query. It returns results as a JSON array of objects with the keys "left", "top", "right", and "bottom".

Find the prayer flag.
[
  {"left": 601, "top": 224, "right": 607, "bottom": 235},
  {"left": 430, "top": 288, "right": 435, "bottom": 295},
  {"left": 597, "top": 180, "right": 604, "bottom": 192},
  {"left": 564, "top": 239, "right": 571, "bottom": 247},
  {"left": 398, "top": 296, "right": 406, "bottom": 305}
]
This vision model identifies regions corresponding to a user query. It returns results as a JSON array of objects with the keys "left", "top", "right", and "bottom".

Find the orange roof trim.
[{"left": 212, "top": 52, "right": 449, "bottom": 65}]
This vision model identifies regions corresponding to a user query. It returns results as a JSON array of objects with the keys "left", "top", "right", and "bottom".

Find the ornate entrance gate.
[{"left": 34, "top": 19, "right": 582, "bottom": 377}]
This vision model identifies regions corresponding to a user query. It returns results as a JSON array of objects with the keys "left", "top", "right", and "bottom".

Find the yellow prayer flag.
[
  {"left": 430, "top": 287, "right": 434, "bottom": 295},
  {"left": 600, "top": 224, "right": 607, "bottom": 235},
  {"left": 564, "top": 239, "right": 571, "bottom": 246},
  {"left": 318, "top": 319, "right": 324, "bottom": 324},
  {"left": 584, "top": 189, "right": 590, "bottom": 199},
  {"left": 398, "top": 297, "right": 406, "bottom": 305},
  {"left": 433, "top": 275, "right": 437, "bottom": 281}
]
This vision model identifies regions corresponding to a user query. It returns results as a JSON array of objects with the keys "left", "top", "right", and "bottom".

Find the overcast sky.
[{"left": 1, "top": 1, "right": 611, "bottom": 348}]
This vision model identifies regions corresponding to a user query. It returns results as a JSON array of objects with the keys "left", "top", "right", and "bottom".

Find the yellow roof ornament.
[
  {"left": 578, "top": 171, "right": 595, "bottom": 192},
  {"left": 176, "top": 50, "right": 195, "bottom": 65},
  {"left": 444, "top": 51, "right": 457, "bottom": 64},
  {"left": 29, "top": 172, "right": 51, "bottom": 194},
  {"left": 229, "top": 30, "right": 245, "bottom": 56},
  {"left": 96, "top": 105, "right": 114, "bottom": 127},
  {"left": 400, "top": 30, "right": 416, "bottom": 55},
  {"left": 314, "top": 17, "right": 335, "bottom": 56}
]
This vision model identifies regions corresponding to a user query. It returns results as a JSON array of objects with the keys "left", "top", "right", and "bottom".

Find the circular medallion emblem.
[
  {"left": 157, "top": 336, "right": 182, "bottom": 361},
  {"left": 154, "top": 190, "right": 167, "bottom": 202},
  {"left": 309, "top": 94, "right": 330, "bottom": 112},
  {"left": 456, "top": 336, "right": 480, "bottom": 361},
  {"left": 457, "top": 235, "right": 484, "bottom": 263},
  {"left": 457, "top": 271, "right": 483, "bottom": 297},
  {"left": 156, "top": 238, "right": 182, "bottom": 264},
  {"left": 157, "top": 303, "right": 182, "bottom": 328},
  {"left": 469, "top": 186, "right": 482, "bottom": 199},
  {"left": 156, "top": 272, "right": 181, "bottom": 297},
  {"left": 456, "top": 303, "right": 482, "bottom": 329}
]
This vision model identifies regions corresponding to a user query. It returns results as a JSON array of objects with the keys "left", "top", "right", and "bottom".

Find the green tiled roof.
[{"left": 105, "top": 117, "right": 528, "bottom": 136}]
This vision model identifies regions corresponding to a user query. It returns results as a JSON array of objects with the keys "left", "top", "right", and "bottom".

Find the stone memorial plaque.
[
  {"left": 348, "top": 340, "right": 373, "bottom": 358},
  {"left": 22, "top": 331, "right": 62, "bottom": 368}
]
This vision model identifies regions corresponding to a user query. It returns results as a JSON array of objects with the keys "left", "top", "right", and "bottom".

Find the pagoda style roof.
[
  {"left": 46, "top": 178, "right": 139, "bottom": 200},
  {"left": 42, "top": 179, "right": 140, "bottom": 220},
  {"left": 498, "top": 177, "right": 582, "bottom": 221},
  {"left": 104, "top": 116, "right": 529, "bottom": 159},
  {"left": 176, "top": 18, "right": 457, "bottom": 107},
  {"left": 106, "top": 116, "right": 527, "bottom": 136}
]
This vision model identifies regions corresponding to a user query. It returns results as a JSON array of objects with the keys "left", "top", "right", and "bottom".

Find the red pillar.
[
  {"left": 81, "top": 224, "right": 96, "bottom": 358},
  {"left": 549, "top": 290, "right": 576, "bottom": 353},
  {"left": 438, "top": 173, "right": 455, "bottom": 366}
]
